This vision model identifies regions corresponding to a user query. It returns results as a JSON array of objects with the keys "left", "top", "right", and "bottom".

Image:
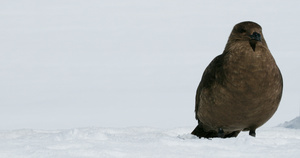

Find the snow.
[
  {"left": 0, "top": 127, "right": 299, "bottom": 158},
  {"left": 279, "top": 116, "right": 300, "bottom": 129}
]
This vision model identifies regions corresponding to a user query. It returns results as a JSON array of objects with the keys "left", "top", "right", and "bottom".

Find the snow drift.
[{"left": 279, "top": 116, "right": 300, "bottom": 129}]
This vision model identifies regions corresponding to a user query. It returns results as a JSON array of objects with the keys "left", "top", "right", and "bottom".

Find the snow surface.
[{"left": 0, "top": 127, "right": 300, "bottom": 158}]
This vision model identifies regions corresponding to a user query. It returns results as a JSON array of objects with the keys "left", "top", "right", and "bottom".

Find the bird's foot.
[
  {"left": 217, "top": 128, "right": 225, "bottom": 138},
  {"left": 249, "top": 129, "right": 256, "bottom": 137}
]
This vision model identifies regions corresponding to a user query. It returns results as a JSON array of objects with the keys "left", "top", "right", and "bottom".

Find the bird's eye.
[{"left": 239, "top": 28, "right": 246, "bottom": 33}]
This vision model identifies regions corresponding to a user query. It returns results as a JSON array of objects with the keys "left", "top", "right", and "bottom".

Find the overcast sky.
[{"left": 0, "top": 0, "right": 299, "bottom": 130}]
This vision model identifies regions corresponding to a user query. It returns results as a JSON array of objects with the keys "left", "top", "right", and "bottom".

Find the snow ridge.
[{"left": 279, "top": 116, "right": 300, "bottom": 129}]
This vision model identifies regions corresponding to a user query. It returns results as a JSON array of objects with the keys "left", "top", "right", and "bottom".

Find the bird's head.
[{"left": 228, "top": 21, "right": 266, "bottom": 51}]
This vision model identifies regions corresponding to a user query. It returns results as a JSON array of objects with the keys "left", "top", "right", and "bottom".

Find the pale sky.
[{"left": 0, "top": 0, "right": 299, "bottom": 130}]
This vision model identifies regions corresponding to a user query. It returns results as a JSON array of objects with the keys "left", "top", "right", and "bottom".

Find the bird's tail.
[
  {"left": 191, "top": 124, "right": 218, "bottom": 138},
  {"left": 191, "top": 124, "right": 241, "bottom": 138}
]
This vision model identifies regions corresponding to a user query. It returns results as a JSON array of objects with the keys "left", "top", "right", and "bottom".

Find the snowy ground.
[{"left": 0, "top": 127, "right": 299, "bottom": 158}]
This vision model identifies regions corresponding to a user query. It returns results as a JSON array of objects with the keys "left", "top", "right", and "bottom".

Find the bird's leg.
[
  {"left": 249, "top": 129, "right": 256, "bottom": 137},
  {"left": 217, "top": 128, "right": 225, "bottom": 138}
]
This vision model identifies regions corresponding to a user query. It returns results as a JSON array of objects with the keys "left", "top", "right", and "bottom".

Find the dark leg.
[
  {"left": 249, "top": 129, "right": 256, "bottom": 137},
  {"left": 217, "top": 128, "right": 225, "bottom": 138}
]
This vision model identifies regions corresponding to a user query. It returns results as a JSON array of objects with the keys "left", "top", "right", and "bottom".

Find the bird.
[{"left": 191, "top": 21, "right": 283, "bottom": 138}]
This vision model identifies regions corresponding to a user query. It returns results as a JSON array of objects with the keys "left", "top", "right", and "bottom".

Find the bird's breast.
[
  {"left": 198, "top": 48, "right": 282, "bottom": 131},
  {"left": 223, "top": 48, "right": 278, "bottom": 95}
]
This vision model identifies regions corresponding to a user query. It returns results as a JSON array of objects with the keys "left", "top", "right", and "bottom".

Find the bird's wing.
[{"left": 195, "top": 54, "right": 225, "bottom": 120}]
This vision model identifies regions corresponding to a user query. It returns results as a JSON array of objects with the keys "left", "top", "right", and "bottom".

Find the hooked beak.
[{"left": 249, "top": 32, "right": 261, "bottom": 41}]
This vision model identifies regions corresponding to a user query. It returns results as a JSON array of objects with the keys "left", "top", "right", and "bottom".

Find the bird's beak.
[{"left": 249, "top": 32, "right": 261, "bottom": 41}]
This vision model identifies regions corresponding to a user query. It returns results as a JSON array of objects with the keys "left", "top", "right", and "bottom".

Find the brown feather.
[{"left": 192, "top": 21, "right": 283, "bottom": 138}]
